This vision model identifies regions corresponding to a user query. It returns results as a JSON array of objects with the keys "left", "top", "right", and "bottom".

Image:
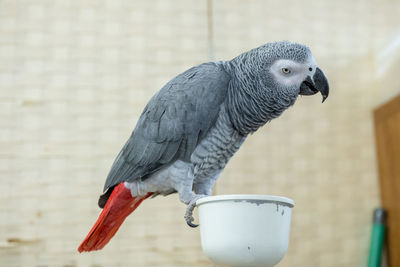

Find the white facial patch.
[{"left": 270, "top": 56, "right": 318, "bottom": 87}]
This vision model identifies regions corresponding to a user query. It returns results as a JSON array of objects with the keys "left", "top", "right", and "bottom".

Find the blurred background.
[{"left": 1, "top": 0, "right": 400, "bottom": 266}]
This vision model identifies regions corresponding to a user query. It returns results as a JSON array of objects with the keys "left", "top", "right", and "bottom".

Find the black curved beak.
[{"left": 299, "top": 68, "right": 329, "bottom": 103}]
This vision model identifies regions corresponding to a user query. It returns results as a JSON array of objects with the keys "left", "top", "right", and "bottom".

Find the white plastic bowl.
[{"left": 196, "top": 195, "right": 294, "bottom": 267}]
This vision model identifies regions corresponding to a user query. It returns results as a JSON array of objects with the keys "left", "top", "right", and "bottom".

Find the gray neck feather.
[{"left": 221, "top": 53, "right": 298, "bottom": 136}]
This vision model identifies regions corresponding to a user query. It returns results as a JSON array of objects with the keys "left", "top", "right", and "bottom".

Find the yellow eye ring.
[{"left": 281, "top": 68, "right": 291, "bottom": 74}]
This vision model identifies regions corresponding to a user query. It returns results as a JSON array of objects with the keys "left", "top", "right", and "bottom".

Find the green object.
[{"left": 368, "top": 208, "right": 386, "bottom": 267}]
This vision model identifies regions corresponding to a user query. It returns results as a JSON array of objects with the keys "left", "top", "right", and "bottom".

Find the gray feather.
[{"left": 103, "top": 62, "right": 231, "bottom": 191}]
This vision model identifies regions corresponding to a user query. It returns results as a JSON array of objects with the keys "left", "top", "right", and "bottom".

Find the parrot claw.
[
  {"left": 187, "top": 220, "right": 199, "bottom": 228},
  {"left": 184, "top": 210, "right": 198, "bottom": 227},
  {"left": 184, "top": 194, "right": 207, "bottom": 228}
]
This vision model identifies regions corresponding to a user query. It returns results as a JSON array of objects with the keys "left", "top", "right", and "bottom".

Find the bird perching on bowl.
[{"left": 78, "top": 41, "right": 329, "bottom": 252}]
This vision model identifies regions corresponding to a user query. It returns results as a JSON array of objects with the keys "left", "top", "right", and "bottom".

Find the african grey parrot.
[{"left": 78, "top": 41, "right": 329, "bottom": 252}]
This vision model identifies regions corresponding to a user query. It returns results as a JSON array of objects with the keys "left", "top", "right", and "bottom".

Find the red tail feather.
[{"left": 78, "top": 183, "right": 152, "bottom": 252}]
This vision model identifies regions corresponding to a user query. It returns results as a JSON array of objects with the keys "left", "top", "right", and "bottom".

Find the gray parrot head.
[
  {"left": 226, "top": 41, "right": 329, "bottom": 134},
  {"left": 235, "top": 41, "right": 329, "bottom": 103}
]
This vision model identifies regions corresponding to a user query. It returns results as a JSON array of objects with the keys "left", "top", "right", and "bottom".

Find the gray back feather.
[{"left": 103, "top": 62, "right": 230, "bottom": 191}]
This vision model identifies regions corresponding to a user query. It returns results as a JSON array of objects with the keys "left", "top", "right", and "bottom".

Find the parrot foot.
[{"left": 184, "top": 194, "right": 207, "bottom": 228}]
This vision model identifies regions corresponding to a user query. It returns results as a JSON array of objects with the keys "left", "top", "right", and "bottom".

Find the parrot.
[{"left": 78, "top": 41, "right": 329, "bottom": 252}]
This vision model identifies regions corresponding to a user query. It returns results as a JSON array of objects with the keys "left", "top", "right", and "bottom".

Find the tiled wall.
[{"left": 1, "top": 0, "right": 399, "bottom": 266}]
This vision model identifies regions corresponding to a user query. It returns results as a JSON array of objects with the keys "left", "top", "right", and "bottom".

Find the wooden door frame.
[{"left": 374, "top": 93, "right": 400, "bottom": 267}]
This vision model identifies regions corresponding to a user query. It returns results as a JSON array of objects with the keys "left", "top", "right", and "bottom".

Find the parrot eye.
[{"left": 281, "top": 67, "right": 291, "bottom": 74}]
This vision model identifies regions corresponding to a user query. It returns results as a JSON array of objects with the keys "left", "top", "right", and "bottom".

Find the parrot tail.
[{"left": 78, "top": 183, "right": 152, "bottom": 252}]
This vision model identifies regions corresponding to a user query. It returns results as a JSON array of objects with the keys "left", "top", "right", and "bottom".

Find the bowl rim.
[{"left": 196, "top": 194, "right": 294, "bottom": 207}]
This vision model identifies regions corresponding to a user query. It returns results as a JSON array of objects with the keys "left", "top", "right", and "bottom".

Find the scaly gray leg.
[{"left": 185, "top": 173, "right": 219, "bottom": 227}]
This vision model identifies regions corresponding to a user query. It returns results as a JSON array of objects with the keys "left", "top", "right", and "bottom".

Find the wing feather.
[{"left": 103, "top": 62, "right": 230, "bottom": 191}]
